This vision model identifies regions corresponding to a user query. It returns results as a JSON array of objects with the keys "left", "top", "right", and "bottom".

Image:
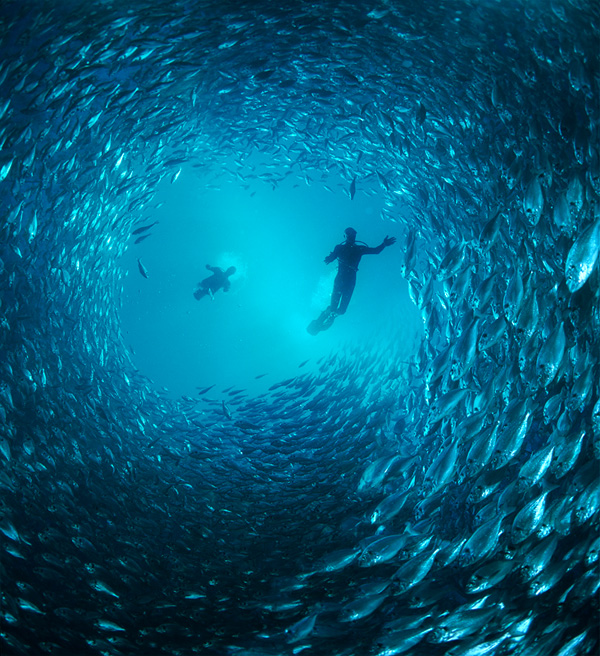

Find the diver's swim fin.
[{"left": 307, "top": 308, "right": 336, "bottom": 335}]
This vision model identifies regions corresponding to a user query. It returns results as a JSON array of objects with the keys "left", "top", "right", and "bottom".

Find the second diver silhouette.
[
  {"left": 307, "top": 227, "right": 396, "bottom": 335},
  {"left": 193, "top": 264, "right": 236, "bottom": 301}
]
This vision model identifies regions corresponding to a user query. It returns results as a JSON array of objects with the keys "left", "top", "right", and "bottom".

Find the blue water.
[{"left": 120, "top": 168, "right": 419, "bottom": 399}]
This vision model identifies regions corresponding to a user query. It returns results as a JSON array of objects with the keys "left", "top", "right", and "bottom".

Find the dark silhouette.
[
  {"left": 308, "top": 227, "right": 396, "bottom": 334},
  {"left": 194, "top": 265, "right": 236, "bottom": 300}
]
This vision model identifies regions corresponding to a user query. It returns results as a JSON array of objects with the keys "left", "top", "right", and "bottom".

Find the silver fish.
[
  {"left": 564, "top": 217, "right": 600, "bottom": 292},
  {"left": 511, "top": 491, "right": 550, "bottom": 544}
]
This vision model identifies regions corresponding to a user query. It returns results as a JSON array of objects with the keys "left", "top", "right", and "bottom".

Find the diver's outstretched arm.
[
  {"left": 363, "top": 235, "right": 397, "bottom": 255},
  {"left": 324, "top": 244, "right": 341, "bottom": 264}
]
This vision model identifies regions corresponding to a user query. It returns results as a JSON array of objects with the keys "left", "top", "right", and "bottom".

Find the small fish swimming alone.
[
  {"left": 137, "top": 258, "right": 149, "bottom": 278},
  {"left": 131, "top": 220, "right": 158, "bottom": 235}
]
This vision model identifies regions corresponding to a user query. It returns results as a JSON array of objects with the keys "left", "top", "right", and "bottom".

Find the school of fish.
[{"left": 0, "top": 0, "right": 598, "bottom": 654}]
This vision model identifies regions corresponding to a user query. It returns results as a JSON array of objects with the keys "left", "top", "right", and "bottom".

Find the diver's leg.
[
  {"left": 337, "top": 275, "right": 356, "bottom": 315},
  {"left": 194, "top": 288, "right": 208, "bottom": 300},
  {"left": 330, "top": 275, "right": 343, "bottom": 313}
]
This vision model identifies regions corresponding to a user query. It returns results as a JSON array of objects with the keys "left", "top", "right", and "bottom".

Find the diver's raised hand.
[{"left": 383, "top": 235, "right": 396, "bottom": 247}]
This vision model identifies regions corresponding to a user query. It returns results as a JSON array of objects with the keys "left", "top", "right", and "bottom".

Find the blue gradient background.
[{"left": 120, "top": 169, "right": 422, "bottom": 398}]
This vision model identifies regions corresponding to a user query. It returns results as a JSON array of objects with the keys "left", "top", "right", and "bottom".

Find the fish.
[
  {"left": 511, "top": 491, "right": 550, "bottom": 544},
  {"left": 310, "top": 547, "right": 360, "bottom": 574},
  {"left": 464, "top": 422, "right": 499, "bottom": 477},
  {"left": 0, "top": 518, "right": 20, "bottom": 541},
  {"left": 285, "top": 611, "right": 319, "bottom": 643},
  {"left": 131, "top": 220, "right": 158, "bottom": 235},
  {"left": 553, "top": 192, "right": 572, "bottom": 235},
  {"left": 428, "top": 607, "right": 497, "bottom": 643},
  {"left": 458, "top": 515, "right": 504, "bottom": 566},
  {"left": 564, "top": 217, "right": 600, "bottom": 292},
  {"left": 0, "top": 157, "right": 13, "bottom": 182},
  {"left": 428, "top": 388, "right": 472, "bottom": 425},
  {"left": 550, "top": 429, "right": 585, "bottom": 480},
  {"left": 358, "top": 455, "right": 400, "bottom": 492},
  {"left": 517, "top": 444, "right": 555, "bottom": 489},
  {"left": 136, "top": 258, "right": 149, "bottom": 278},
  {"left": 221, "top": 401, "right": 232, "bottom": 420},
  {"left": 370, "top": 489, "right": 410, "bottom": 525},
  {"left": 465, "top": 560, "right": 513, "bottom": 594},
  {"left": 424, "top": 439, "right": 459, "bottom": 492},
  {"left": 339, "top": 591, "right": 388, "bottom": 622},
  {"left": 478, "top": 315, "right": 507, "bottom": 351},
  {"left": 233, "top": 420, "right": 261, "bottom": 430},
  {"left": 358, "top": 534, "right": 408, "bottom": 567},
  {"left": 373, "top": 626, "right": 431, "bottom": 656},
  {"left": 515, "top": 286, "right": 539, "bottom": 338},
  {"left": 523, "top": 176, "right": 544, "bottom": 225},
  {"left": 536, "top": 322, "right": 566, "bottom": 386},
  {"left": 450, "top": 318, "right": 478, "bottom": 380},
  {"left": 503, "top": 269, "right": 524, "bottom": 325},
  {"left": 519, "top": 534, "right": 558, "bottom": 582},
  {"left": 436, "top": 241, "right": 466, "bottom": 280},
  {"left": 478, "top": 209, "right": 503, "bottom": 253},
  {"left": 393, "top": 548, "right": 439, "bottom": 593}
]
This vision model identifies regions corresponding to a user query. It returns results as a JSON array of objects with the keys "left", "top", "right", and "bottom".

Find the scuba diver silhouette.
[
  {"left": 307, "top": 227, "right": 396, "bottom": 334},
  {"left": 193, "top": 264, "right": 236, "bottom": 300}
]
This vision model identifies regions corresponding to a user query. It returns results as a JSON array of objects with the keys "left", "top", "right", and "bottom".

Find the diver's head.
[
  {"left": 344, "top": 227, "right": 357, "bottom": 243},
  {"left": 226, "top": 266, "right": 236, "bottom": 276}
]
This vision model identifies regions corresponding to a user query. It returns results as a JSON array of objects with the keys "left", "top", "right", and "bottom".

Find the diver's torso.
[{"left": 337, "top": 243, "right": 364, "bottom": 272}]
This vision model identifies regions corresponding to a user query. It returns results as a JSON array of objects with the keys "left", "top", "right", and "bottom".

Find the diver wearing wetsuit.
[
  {"left": 194, "top": 265, "right": 236, "bottom": 300},
  {"left": 325, "top": 227, "right": 396, "bottom": 315}
]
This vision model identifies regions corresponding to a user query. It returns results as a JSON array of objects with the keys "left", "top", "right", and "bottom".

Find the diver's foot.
[
  {"left": 322, "top": 310, "right": 336, "bottom": 329},
  {"left": 308, "top": 308, "right": 337, "bottom": 335}
]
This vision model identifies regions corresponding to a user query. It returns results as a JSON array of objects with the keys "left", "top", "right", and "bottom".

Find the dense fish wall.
[{"left": 1, "top": 1, "right": 599, "bottom": 655}]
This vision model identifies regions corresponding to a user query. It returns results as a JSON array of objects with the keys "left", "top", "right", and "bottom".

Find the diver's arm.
[
  {"left": 362, "top": 236, "right": 396, "bottom": 255},
  {"left": 324, "top": 245, "right": 340, "bottom": 264}
]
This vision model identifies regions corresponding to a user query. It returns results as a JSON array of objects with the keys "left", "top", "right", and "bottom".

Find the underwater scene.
[{"left": 0, "top": 1, "right": 599, "bottom": 655}]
